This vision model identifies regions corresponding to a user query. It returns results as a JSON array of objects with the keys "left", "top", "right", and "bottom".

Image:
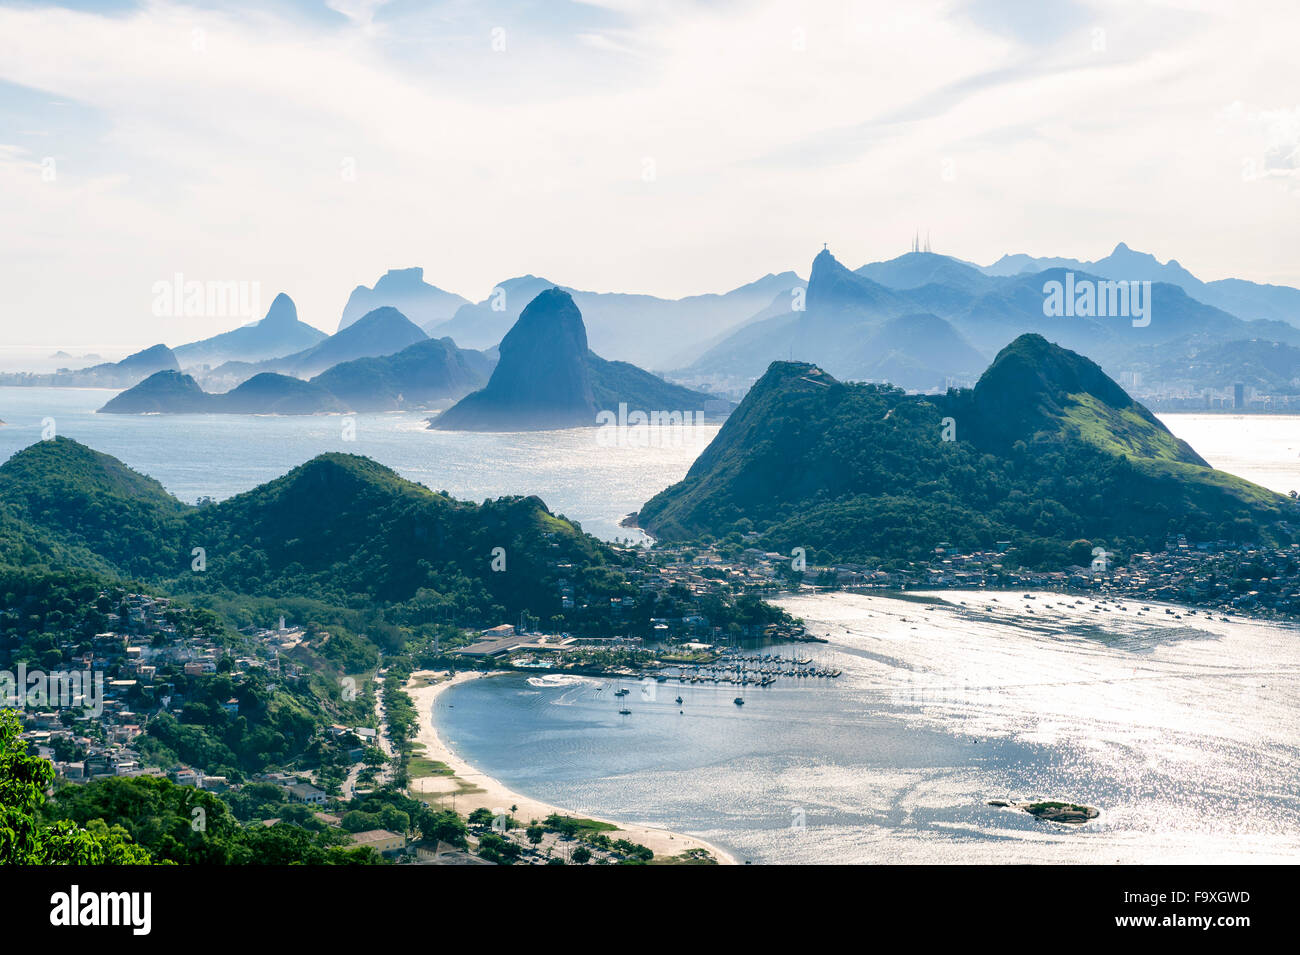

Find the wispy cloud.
[
  {"left": 326, "top": 0, "right": 393, "bottom": 33},
  {"left": 0, "top": 0, "right": 1296, "bottom": 347}
]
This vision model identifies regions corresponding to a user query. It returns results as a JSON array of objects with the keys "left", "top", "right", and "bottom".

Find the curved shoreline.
[{"left": 404, "top": 670, "right": 737, "bottom": 865}]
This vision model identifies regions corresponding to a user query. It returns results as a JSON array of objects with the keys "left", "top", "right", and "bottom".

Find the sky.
[{"left": 0, "top": 0, "right": 1298, "bottom": 349}]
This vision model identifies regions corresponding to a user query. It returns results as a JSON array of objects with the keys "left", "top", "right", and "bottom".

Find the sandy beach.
[{"left": 404, "top": 670, "right": 736, "bottom": 864}]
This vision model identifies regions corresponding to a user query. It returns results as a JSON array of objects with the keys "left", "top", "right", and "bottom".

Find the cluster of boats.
[
  {"left": 598, "top": 650, "right": 843, "bottom": 715},
  {"left": 665, "top": 651, "right": 843, "bottom": 689},
  {"left": 1002, "top": 594, "right": 1231, "bottom": 622}
]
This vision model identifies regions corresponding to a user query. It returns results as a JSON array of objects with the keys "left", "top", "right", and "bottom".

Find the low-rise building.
[
  {"left": 348, "top": 829, "right": 406, "bottom": 857},
  {"left": 287, "top": 782, "right": 327, "bottom": 805}
]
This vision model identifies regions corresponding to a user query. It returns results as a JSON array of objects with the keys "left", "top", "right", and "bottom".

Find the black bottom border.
[{"left": 11, "top": 863, "right": 1282, "bottom": 944}]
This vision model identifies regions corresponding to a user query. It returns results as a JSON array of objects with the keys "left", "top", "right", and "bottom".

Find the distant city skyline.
[{"left": 1, "top": 0, "right": 1298, "bottom": 346}]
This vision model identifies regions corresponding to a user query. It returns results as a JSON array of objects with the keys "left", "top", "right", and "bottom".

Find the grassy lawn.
[
  {"left": 408, "top": 757, "right": 455, "bottom": 779},
  {"left": 545, "top": 814, "right": 618, "bottom": 837},
  {"left": 411, "top": 777, "right": 486, "bottom": 807}
]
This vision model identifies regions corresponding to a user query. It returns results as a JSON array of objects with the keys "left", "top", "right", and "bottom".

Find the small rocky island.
[{"left": 988, "top": 800, "right": 1100, "bottom": 824}]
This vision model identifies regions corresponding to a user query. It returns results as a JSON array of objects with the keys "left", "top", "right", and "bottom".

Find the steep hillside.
[
  {"left": 0, "top": 437, "right": 188, "bottom": 574},
  {"left": 0, "top": 438, "right": 616, "bottom": 623},
  {"left": 640, "top": 337, "right": 1292, "bottom": 564},
  {"left": 100, "top": 370, "right": 211, "bottom": 413},
  {"left": 310, "top": 337, "right": 488, "bottom": 411},
  {"left": 338, "top": 268, "right": 470, "bottom": 332},
  {"left": 174, "top": 293, "right": 327, "bottom": 367},
  {"left": 206, "top": 307, "right": 429, "bottom": 386},
  {"left": 432, "top": 288, "right": 723, "bottom": 431},
  {"left": 947, "top": 334, "right": 1207, "bottom": 464}
]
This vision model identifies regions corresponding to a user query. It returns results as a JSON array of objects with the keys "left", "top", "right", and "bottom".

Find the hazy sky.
[{"left": 1, "top": 0, "right": 1298, "bottom": 348}]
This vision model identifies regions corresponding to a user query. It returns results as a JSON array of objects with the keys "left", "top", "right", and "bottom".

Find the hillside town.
[
  {"left": 628, "top": 535, "right": 1300, "bottom": 619},
  {"left": 3, "top": 594, "right": 364, "bottom": 793},
  {"left": 6, "top": 531, "right": 1300, "bottom": 858}
]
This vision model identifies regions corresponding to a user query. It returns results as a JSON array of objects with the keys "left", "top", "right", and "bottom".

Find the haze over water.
[
  {"left": 3, "top": 388, "right": 1298, "bottom": 540},
  {"left": 0, "top": 386, "right": 719, "bottom": 543}
]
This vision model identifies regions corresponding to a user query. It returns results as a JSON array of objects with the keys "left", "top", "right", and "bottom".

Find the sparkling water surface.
[{"left": 436, "top": 592, "right": 1300, "bottom": 863}]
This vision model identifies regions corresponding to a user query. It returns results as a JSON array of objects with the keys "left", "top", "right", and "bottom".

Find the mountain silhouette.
[{"left": 432, "top": 288, "right": 721, "bottom": 431}]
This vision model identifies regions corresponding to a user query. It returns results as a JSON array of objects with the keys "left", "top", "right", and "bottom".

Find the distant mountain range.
[
  {"left": 639, "top": 335, "right": 1294, "bottom": 565},
  {"left": 431, "top": 288, "right": 726, "bottom": 432},
  {"left": 981, "top": 242, "right": 1300, "bottom": 327},
  {"left": 102, "top": 334, "right": 490, "bottom": 415},
  {"left": 421, "top": 271, "right": 805, "bottom": 370},
  {"left": 1145, "top": 339, "right": 1300, "bottom": 395},
  {"left": 680, "top": 246, "right": 1300, "bottom": 396},
  {"left": 337, "top": 268, "right": 470, "bottom": 333},
  {"left": 0, "top": 343, "right": 180, "bottom": 389},
  {"left": 174, "top": 293, "right": 327, "bottom": 368},
  {"left": 9, "top": 241, "right": 1300, "bottom": 406},
  {"left": 199, "top": 306, "right": 436, "bottom": 389}
]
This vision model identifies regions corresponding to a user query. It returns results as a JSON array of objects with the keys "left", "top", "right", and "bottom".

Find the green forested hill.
[
  {"left": 946, "top": 333, "right": 1207, "bottom": 464},
  {"left": 177, "top": 452, "right": 609, "bottom": 612},
  {"left": 0, "top": 437, "right": 614, "bottom": 627},
  {"left": 0, "top": 437, "right": 187, "bottom": 573},
  {"left": 639, "top": 335, "right": 1296, "bottom": 565}
]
